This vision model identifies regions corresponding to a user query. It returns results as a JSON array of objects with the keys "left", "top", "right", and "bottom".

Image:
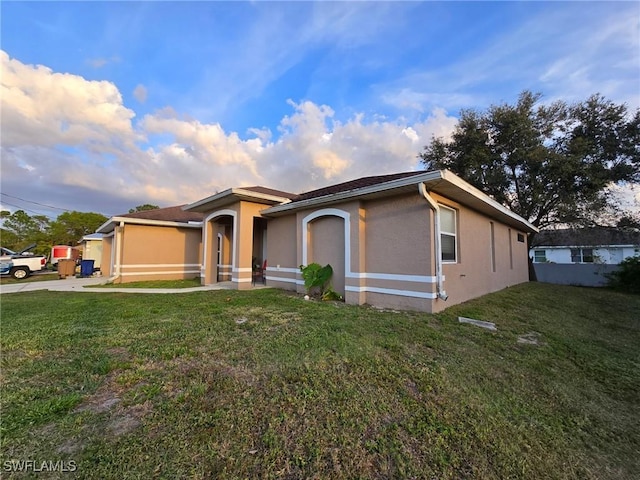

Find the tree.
[
  {"left": 420, "top": 91, "right": 640, "bottom": 232},
  {"left": 48, "top": 211, "right": 108, "bottom": 246},
  {"left": 0, "top": 209, "right": 50, "bottom": 252},
  {"left": 129, "top": 204, "right": 160, "bottom": 213}
]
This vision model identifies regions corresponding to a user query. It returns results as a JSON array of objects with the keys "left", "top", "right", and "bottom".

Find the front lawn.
[{"left": 1, "top": 284, "right": 638, "bottom": 479}]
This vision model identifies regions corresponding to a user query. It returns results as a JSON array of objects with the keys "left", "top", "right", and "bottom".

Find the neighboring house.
[
  {"left": 78, "top": 233, "right": 104, "bottom": 270},
  {"left": 530, "top": 228, "right": 640, "bottom": 265},
  {"left": 530, "top": 227, "right": 640, "bottom": 287},
  {"left": 183, "top": 170, "right": 537, "bottom": 313},
  {"left": 96, "top": 206, "right": 204, "bottom": 282}
]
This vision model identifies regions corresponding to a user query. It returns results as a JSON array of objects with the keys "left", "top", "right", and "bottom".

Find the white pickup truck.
[{"left": 0, "top": 244, "right": 48, "bottom": 279}]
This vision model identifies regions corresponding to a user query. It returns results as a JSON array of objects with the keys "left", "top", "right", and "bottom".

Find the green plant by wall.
[
  {"left": 300, "top": 263, "right": 333, "bottom": 298},
  {"left": 606, "top": 256, "right": 640, "bottom": 294}
]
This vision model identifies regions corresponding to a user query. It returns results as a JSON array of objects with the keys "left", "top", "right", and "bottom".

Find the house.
[
  {"left": 530, "top": 228, "right": 640, "bottom": 264},
  {"left": 78, "top": 233, "right": 104, "bottom": 271},
  {"left": 183, "top": 170, "right": 537, "bottom": 313},
  {"left": 97, "top": 206, "right": 204, "bottom": 282},
  {"left": 530, "top": 227, "right": 640, "bottom": 287}
]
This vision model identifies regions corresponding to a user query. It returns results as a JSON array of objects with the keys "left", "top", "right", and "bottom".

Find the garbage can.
[
  {"left": 80, "top": 259, "right": 95, "bottom": 277},
  {"left": 58, "top": 259, "right": 76, "bottom": 278}
]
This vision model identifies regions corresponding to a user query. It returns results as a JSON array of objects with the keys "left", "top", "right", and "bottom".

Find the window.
[
  {"left": 533, "top": 250, "right": 547, "bottom": 263},
  {"left": 517, "top": 233, "right": 525, "bottom": 243},
  {"left": 440, "top": 205, "right": 457, "bottom": 262},
  {"left": 570, "top": 248, "right": 593, "bottom": 263}
]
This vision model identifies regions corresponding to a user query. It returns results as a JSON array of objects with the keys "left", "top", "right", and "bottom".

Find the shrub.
[
  {"left": 300, "top": 263, "right": 333, "bottom": 298},
  {"left": 607, "top": 256, "right": 640, "bottom": 294}
]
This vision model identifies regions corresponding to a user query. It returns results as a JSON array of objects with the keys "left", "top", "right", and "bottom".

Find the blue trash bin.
[{"left": 80, "top": 259, "right": 95, "bottom": 277}]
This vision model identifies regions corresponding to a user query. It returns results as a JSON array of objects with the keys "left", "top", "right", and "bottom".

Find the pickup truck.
[{"left": 0, "top": 244, "right": 48, "bottom": 279}]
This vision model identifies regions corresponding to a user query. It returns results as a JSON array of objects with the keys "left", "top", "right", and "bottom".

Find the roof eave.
[
  {"left": 261, "top": 169, "right": 537, "bottom": 234},
  {"left": 96, "top": 216, "right": 203, "bottom": 233},
  {"left": 184, "top": 188, "right": 292, "bottom": 213}
]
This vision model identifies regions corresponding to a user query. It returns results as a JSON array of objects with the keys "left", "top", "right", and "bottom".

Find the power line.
[
  {"left": 0, "top": 192, "right": 71, "bottom": 212},
  {"left": 0, "top": 200, "right": 50, "bottom": 217}
]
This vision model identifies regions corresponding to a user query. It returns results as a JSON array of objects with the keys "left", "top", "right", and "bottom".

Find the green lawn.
[{"left": 1, "top": 284, "right": 638, "bottom": 479}]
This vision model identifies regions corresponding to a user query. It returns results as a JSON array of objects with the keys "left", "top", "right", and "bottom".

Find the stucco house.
[
  {"left": 97, "top": 206, "right": 203, "bottom": 282},
  {"left": 78, "top": 233, "right": 104, "bottom": 270},
  {"left": 182, "top": 169, "right": 537, "bottom": 313},
  {"left": 530, "top": 228, "right": 640, "bottom": 265},
  {"left": 96, "top": 170, "right": 536, "bottom": 311}
]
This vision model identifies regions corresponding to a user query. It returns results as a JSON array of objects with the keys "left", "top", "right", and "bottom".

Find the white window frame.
[
  {"left": 533, "top": 250, "right": 547, "bottom": 263},
  {"left": 570, "top": 248, "right": 594, "bottom": 263},
  {"left": 439, "top": 205, "right": 457, "bottom": 264}
]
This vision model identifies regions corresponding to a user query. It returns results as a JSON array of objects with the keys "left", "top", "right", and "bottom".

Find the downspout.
[
  {"left": 109, "top": 222, "right": 124, "bottom": 283},
  {"left": 418, "top": 183, "right": 448, "bottom": 301}
]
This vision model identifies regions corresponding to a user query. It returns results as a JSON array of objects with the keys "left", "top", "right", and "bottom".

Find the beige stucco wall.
[
  {"left": 263, "top": 190, "right": 529, "bottom": 313},
  {"left": 308, "top": 215, "right": 346, "bottom": 295},
  {"left": 199, "top": 200, "right": 273, "bottom": 289},
  {"left": 264, "top": 215, "right": 298, "bottom": 290},
  {"left": 364, "top": 195, "right": 432, "bottom": 276},
  {"left": 115, "top": 224, "right": 201, "bottom": 283},
  {"left": 431, "top": 193, "right": 529, "bottom": 312},
  {"left": 102, "top": 235, "right": 113, "bottom": 277}
]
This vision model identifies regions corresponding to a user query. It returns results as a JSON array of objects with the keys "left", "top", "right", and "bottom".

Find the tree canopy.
[
  {"left": 0, "top": 209, "right": 107, "bottom": 255},
  {"left": 129, "top": 204, "right": 160, "bottom": 213},
  {"left": 419, "top": 91, "right": 640, "bottom": 231}
]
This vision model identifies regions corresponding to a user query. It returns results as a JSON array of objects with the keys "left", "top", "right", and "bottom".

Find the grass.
[
  {"left": 1, "top": 283, "right": 638, "bottom": 479},
  {"left": 94, "top": 278, "right": 202, "bottom": 289}
]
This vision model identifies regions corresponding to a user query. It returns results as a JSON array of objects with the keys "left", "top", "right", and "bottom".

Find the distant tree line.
[{"left": 0, "top": 204, "right": 159, "bottom": 256}]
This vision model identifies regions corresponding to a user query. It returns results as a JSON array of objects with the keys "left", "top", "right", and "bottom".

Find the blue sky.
[{"left": 1, "top": 1, "right": 639, "bottom": 218}]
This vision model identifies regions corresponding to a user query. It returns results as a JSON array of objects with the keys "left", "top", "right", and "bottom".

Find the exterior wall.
[
  {"left": 359, "top": 195, "right": 435, "bottom": 312},
  {"left": 81, "top": 240, "right": 102, "bottom": 269},
  {"left": 116, "top": 224, "right": 201, "bottom": 283},
  {"left": 308, "top": 215, "right": 346, "bottom": 295},
  {"left": 264, "top": 214, "right": 299, "bottom": 290},
  {"left": 531, "top": 246, "right": 640, "bottom": 265},
  {"left": 199, "top": 201, "right": 270, "bottom": 290},
  {"left": 264, "top": 191, "right": 529, "bottom": 313},
  {"left": 235, "top": 202, "right": 265, "bottom": 289},
  {"left": 102, "top": 235, "right": 113, "bottom": 277},
  {"left": 433, "top": 193, "right": 529, "bottom": 312}
]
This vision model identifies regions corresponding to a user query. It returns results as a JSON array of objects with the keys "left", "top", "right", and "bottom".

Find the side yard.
[{"left": 1, "top": 284, "right": 638, "bottom": 479}]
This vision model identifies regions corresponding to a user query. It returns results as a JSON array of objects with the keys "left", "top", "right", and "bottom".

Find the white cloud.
[{"left": 0, "top": 51, "right": 458, "bottom": 214}]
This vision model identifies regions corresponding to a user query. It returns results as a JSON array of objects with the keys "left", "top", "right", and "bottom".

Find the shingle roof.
[
  {"left": 293, "top": 171, "right": 427, "bottom": 202},
  {"left": 533, "top": 228, "right": 640, "bottom": 247},
  {"left": 121, "top": 205, "right": 203, "bottom": 223},
  {"left": 241, "top": 186, "right": 298, "bottom": 200}
]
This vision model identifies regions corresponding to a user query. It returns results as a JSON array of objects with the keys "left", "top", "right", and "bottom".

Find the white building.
[{"left": 530, "top": 228, "right": 640, "bottom": 265}]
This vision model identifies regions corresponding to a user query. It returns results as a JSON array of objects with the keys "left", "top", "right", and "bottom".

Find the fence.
[{"left": 533, "top": 263, "right": 620, "bottom": 287}]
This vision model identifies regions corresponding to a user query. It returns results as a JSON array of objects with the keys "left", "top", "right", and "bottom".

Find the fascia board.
[
  {"left": 97, "top": 216, "right": 202, "bottom": 232},
  {"left": 184, "top": 188, "right": 292, "bottom": 212},
  {"left": 183, "top": 188, "right": 235, "bottom": 211}
]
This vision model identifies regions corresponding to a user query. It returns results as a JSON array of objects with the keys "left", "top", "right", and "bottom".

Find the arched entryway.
[
  {"left": 302, "top": 209, "right": 349, "bottom": 296},
  {"left": 203, "top": 210, "right": 236, "bottom": 285}
]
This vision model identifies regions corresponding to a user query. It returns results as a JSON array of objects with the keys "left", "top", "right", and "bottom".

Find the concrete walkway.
[{"left": 0, "top": 277, "right": 234, "bottom": 295}]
